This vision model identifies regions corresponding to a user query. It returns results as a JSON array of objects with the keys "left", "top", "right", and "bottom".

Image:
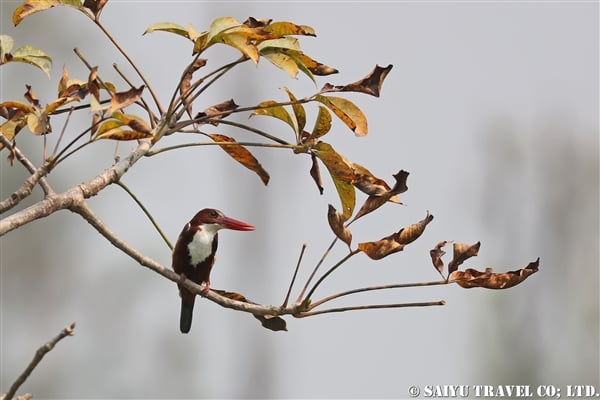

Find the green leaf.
[
  {"left": 13, "top": 0, "right": 84, "bottom": 26},
  {"left": 207, "top": 16, "right": 241, "bottom": 43},
  {"left": 309, "top": 106, "right": 332, "bottom": 140},
  {"left": 314, "top": 94, "right": 367, "bottom": 136},
  {"left": 281, "top": 86, "right": 306, "bottom": 136},
  {"left": 261, "top": 50, "right": 298, "bottom": 79},
  {"left": 251, "top": 100, "right": 296, "bottom": 133},
  {"left": 143, "top": 22, "right": 193, "bottom": 40},
  {"left": 0, "top": 35, "right": 14, "bottom": 61},
  {"left": 10, "top": 45, "right": 52, "bottom": 78},
  {"left": 257, "top": 37, "right": 301, "bottom": 52}
]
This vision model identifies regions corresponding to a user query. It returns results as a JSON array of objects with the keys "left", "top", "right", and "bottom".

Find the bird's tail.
[{"left": 180, "top": 300, "right": 194, "bottom": 334}]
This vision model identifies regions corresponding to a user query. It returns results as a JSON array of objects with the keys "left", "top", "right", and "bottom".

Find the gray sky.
[{"left": 1, "top": 1, "right": 598, "bottom": 398}]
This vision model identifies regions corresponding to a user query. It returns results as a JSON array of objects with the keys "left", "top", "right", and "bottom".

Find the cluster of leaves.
[{"left": 0, "top": 0, "right": 540, "bottom": 335}]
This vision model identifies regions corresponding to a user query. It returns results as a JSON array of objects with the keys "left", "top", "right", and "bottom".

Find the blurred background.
[{"left": 1, "top": 1, "right": 598, "bottom": 398}]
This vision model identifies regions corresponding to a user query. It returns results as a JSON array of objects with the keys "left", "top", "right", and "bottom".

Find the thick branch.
[
  {"left": 0, "top": 141, "right": 151, "bottom": 236},
  {"left": 3, "top": 323, "right": 75, "bottom": 400}
]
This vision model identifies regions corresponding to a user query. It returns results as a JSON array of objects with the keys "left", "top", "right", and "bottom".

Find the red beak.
[{"left": 218, "top": 215, "right": 255, "bottom": 231}]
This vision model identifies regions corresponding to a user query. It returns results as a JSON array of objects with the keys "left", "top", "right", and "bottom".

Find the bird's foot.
[
  {"left": 178, "top": 272, "right": 187, "bottom": 284},
  {"left": 200, "top": 281, "right": 210, "bottom": 296}
]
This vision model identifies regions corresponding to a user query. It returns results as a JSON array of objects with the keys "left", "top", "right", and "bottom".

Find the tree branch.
[
  {"left": 0, "top": 136, "right": 54, "bottom": 213},
  {"left": 0, "top": 140, "right": 151, "bottom": 236},
  {"left": 2, "top": 322, "right": 75, "bottom": 400}
]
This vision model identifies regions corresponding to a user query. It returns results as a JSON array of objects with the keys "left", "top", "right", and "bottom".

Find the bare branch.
[
  {"left": 0, "top": 136, "right": 54, "bottom": 213},
  {"left": 308, "top": 280, "right": 449, "bottom": 310},
  {"left": 296, "top": 301, "right": 446, "bottom": 318},
  {"left": 3, "top": 322, "right": 75, "bottom": 400},
  {"left": 0, "top": 141, "right": 151, "bottom": 236}
]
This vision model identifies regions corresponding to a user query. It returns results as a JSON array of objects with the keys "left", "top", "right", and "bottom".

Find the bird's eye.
[{"left": 210, "top": 210, "right": 218, "bottom": 218}]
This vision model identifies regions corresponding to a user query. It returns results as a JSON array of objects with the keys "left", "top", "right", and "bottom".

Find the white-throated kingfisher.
[{"left": 172, "top": 208, "right": 255, "bottom": 333}]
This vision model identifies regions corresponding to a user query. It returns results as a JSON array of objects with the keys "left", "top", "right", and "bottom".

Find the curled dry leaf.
[
  {"left": 429, "top": 240, "right": 450, "bottom": 277},
  {"left": 309, "top": 153, "right": 324, "bottom": 194},
  {"left": 449, "top": 258, "right": 540, "bottom": 289},
  {"left": 196, "top": 99, "right": 239, "bottom": 125},
  {"left": 358, "top": 212, "right": 433, "bottom": 260},
  {"left": 320, "top": 64, "right": 393, "bottom": 97},
  {"left": 109, "top": 85, "right": 145, "bottom": 113},
  {"left": 327, "top": 204, "right": 352, "bottom": 246},
  {"left": 354, "top": 170, "right": 409, "bottom": 221},
  {"left": 213, "top": 289, "right": 287, "bottom": 332},
  {"left": 448, "top": 241, "right": 481, "bottom": 275},
  {"left": 180, "top": 58, "right": 207, "bottom": 117}
]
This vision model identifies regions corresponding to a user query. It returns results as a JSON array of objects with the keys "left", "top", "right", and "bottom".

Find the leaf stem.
[{"left": 115, "top": 180, "right": 173, "bottom": 250}]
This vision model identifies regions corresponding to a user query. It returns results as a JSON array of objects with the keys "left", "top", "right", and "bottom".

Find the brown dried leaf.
[
  {"left": 309, "top": 153, "right": 324, "bottom": 194},
  {"left": 358, "top": 212, "right": 432, "bottom": 260},
  {"left": 352, "top": 163, "right": 392, "bottom": 196},
  {"left": 112, "top": 112, "right": 152, "bottom": 135},
  {"left": 95, "top": 128, "right": 151, "bottom": 141},
  {"left": 320, "top": 64, "right": 393, "bottom": 97},
  {"left": 87, "top": 67, "right": 100, "bottom": 104},
  {"left": 83, "top": 0, "right": 108, "bottom": 18},
  {"left": 358, "top": 235, "right": 404, "bottom": 260},
  {"left": 179, "top": 58, "right": 207, "bottom": 118},
  {"left": 196, "top": 99, "right": 239, "bottom": 125},
  {"left": 327, "top": 204, "right": 352, "bottom": 246},
  {"left": 109, "top": 85, "right": 145, "bottom": 113},
  {"left": 395, "top": 212, "right": 434, "bottom": 245},
  {"left": 208, "top": 134, "right": 270, "bottom": 185},
  {"left": 354, "top": 170, "right": 409, "bottom": 220},
  {"left": 213, "top": 289, "right": 288, "bottom": 332},
  {"left": 24, "top": 85, "right": 41, "bottom": 110},
  {"left": 429, "top": 240, "right": 450, "bottom": 277},
  {"left": 448, "top": 242, "right": 481, "bottom": 275},
  {"left": 449, "top": 258, "right": 540, "bottom": 289}
]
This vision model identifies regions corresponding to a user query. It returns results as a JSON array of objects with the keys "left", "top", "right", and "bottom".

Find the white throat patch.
[{"left": 187, "top": 224, "right": 220, "bottom": 266}]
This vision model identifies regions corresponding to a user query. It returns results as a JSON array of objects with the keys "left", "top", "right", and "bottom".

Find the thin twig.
[
  {"left": 296, "top": 237, "right": 338, "bottom": 303},
  {"left": 215, "top": 120, "right": 292, "bottom": 145},
  {"left": 93, "top": 21, "right": 164, "bottom": 115},
  {"left": 51, "top": 107, "right": 74, "bottom": 157},
  {"left": 115, "top": 180, "right": 173, "bottom": 250},
  {"left": 309, "top": 280, "right": 449, "bottom": 310},
  {"left": 304, "top": 248, "right": 361, "bottom": 302},
  {"left": 173, "top": 57, "right": 247, "bottom": 121},
  {"left": 283, "top": 243, "right": 307, "bottom": 308},
  {"left": 3, "top": 322, "right": 75, "bottom": 400},
  {"left": 146, "top": 140, "right": 297, "bottom": 157},
  {"left": 296, "top": 301, "right": 446, "bottom": 318}
]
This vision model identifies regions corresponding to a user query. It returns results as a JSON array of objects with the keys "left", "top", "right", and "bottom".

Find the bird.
[{"left": 172, "top": 208, "right": 255, "bottom": 333}]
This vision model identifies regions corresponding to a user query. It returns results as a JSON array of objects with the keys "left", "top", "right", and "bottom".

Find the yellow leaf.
[
  {"left": 251, "top": 100, "right": 295, "bottom": 132},
  {"left": 315, "top": 95, "right": 367, "bottom": 136},
  {"left": 13, "top": 0, "right": 83, "bottom": 26},
  {"left": 262, "top": 50, "right": 298, "bottom": 79}
]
